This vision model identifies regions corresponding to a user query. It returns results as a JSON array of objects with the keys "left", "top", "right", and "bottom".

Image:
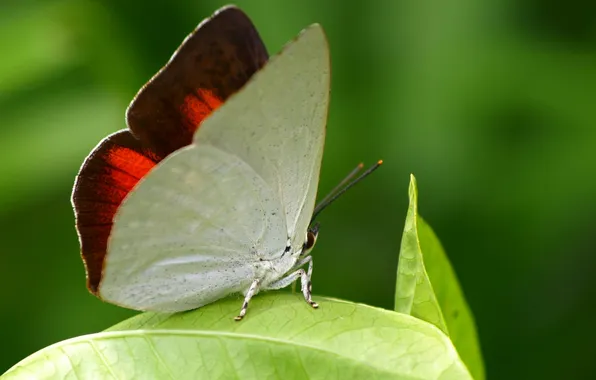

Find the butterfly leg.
[
  {"left": 266, "top": 258, "right": 318, "bottom": 309},
  {"left": 292, "top": 255, "right": 314, "bottom": 294},
  {"left": 292, "top": 254, "right": 313, "bottom": 278},
  {"left": 290, "top": 255, "right": 313, "bottom": 294},
  {"left": 235, "top": 278, "right": 260, "bottom": 321}
]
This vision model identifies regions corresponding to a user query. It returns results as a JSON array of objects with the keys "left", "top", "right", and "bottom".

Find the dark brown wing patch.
[{"left": 126, "top": 6, "right": 269, "bottom": 159}]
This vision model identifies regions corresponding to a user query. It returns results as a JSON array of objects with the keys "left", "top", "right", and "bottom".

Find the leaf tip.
[{"left": 408, "top": 173, "right": 418, "bottom": 203}]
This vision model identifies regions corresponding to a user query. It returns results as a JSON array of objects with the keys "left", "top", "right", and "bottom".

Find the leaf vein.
[
  {"left": 88, "top": 340, "right": 119, "bottom": 379},
  {"left": 144, "top": 335, "right": 175, "bottom": 379}
]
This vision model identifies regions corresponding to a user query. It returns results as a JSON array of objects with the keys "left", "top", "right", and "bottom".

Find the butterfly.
[{"left": 71, "top": 5, "right": 380, "bottom": 320}]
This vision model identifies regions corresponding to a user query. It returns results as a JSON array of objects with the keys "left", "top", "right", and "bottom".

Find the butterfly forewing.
[
  {"left": 194, "top": 25, "right": 330, "bottom": 253},
  {"left": 126, "top": 6, "right": 269, "bottom": 159}
]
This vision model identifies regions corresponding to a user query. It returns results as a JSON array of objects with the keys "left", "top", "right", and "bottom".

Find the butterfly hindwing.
[{"left": 102, "top": 144, "right": 286, "bottom": 311}]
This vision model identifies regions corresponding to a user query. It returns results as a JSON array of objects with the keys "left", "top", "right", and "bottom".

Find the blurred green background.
[{"left": 2, "top": 0, "right": 595, "bottom": 378}]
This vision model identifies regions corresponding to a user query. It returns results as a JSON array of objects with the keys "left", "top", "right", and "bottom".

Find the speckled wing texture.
[{"left": 101, "top": 25, "right": 330, "bottom": 312}]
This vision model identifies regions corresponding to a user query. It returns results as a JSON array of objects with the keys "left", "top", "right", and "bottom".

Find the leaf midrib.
[{"left": 13, "top": 329, "right": 424, "bottom": 379}]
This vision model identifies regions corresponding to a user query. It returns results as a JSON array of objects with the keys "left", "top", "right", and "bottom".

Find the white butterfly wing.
[
  {"left": 101, "top": 25, "right": 329, "bottom": 312},
  {"left": 194, "top": 24, "right": 330, "bottom": 253},
  {"left": 101, "top": 144, "right": 286, "bottom": 311}
]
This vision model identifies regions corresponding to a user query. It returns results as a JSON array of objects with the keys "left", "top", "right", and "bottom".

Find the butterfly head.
[{"left": 302, "top": 222, "right": 320, "bottom": 256}]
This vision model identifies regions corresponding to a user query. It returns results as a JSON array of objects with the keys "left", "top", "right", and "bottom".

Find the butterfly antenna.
[
  {"left": 315, "top": 162, "right": 364, "bottom": 209},
  {"left": 311, "top": 160, "right": 383, "bottom": 223}
]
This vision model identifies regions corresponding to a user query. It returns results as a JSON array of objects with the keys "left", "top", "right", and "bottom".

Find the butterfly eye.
[
  {"left": 303, "top": 230, "right": 318, "bottom": 254},
  {"left": 303, "top": 221, "right": 320, "bottom": 254}
]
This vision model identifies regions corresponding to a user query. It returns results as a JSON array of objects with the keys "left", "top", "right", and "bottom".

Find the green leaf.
[
  {"left": 417, "top": 217, "right": 485, "bottom": 380},
  {"left": 395, "top": 174, "right": 485, "bottom": 380},
  {"left": 4, "top": 293, "right": 472, "bottom": 380}
]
